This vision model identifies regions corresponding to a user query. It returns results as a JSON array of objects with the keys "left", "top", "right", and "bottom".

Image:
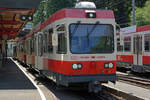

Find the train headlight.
[
  {"left": 78, "top": 64, "right": 82, "bottom": 69},
  {"left": 104, "top": 63, "right": 109, "bottom": 68},
  {"left": 72, "top": 63, "right": 82, "bottom": 69},
  {"left": 72, "top": 64, "right": 78, "bottom": 69},
  {"left": 109, "top": 63, "right": 114, "bottom": 68},
  {"left": 104, "top": 63, "right": 114, "bottom": 68}
]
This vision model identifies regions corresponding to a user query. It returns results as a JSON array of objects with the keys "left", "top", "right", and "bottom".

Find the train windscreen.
[{"left": 69, "top": 24, "right": 114, "bottom": 54}]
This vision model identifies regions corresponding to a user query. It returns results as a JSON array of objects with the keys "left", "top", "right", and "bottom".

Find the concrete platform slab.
[
  {"left": 103, "top": 81, "right": 150, "bottom": 100},
  {"left": 0, "top": 59, "right": 41, "bottom": 100}
]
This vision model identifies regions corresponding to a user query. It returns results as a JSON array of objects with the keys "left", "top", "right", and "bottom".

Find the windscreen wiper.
[
  {"left": 71, "top": 21, "right": 81, "bottom": 38},
  {"left": 86, "top": 21, "right": 99, "bottom": 45}
]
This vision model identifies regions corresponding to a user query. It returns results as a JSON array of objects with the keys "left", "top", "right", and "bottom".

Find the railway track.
[
  {"left": 17, "top": 60, "right": 129, "bottom": 100},
  {"left": 117, "top": 74, "right": 150, "bottom": 89}
]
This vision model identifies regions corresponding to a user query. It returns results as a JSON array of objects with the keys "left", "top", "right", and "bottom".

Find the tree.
[
  {"left": 33, "top": 0, "right": 76, "bottom": 26},
  {"left": 130, "top": 0, "right": 150, "bottom": 26},
  {"left": 33, "top": 0, "right": 147, "bottom": 27}
]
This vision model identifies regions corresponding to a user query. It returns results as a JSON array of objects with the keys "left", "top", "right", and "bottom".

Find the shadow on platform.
[{"left": 0, "top": 58, "right": 36, "bottom": 90}]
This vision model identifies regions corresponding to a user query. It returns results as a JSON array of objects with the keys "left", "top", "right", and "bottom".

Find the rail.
[{"left": 117, "top": 74, "right": 150, "bottom": 89}]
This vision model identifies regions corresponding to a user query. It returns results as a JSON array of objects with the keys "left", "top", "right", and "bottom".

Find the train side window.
[
  {"left": 31, "top": 38, "right": 34, "bottom": 54},
  {"left": 124, "top": 41, "right": 131, "bottom": 52},
  {"left": 29, "top": 39, "right": 32, "bottom": 55},
  {"left": 48, "top": 29, "right": 53, "bottom": 53},
  {"left": 145, "top": 39, "right": 150, "bottom": 52},
  {"left": 56, "top": 24, "right": 67, "bottom": 54},
  {"left": 117, "top": 43, "right": 123, "bottom": 51},
  {"left": 20, "top": 43, "right": 24, "bottom": 53},
  {"left": 24, "top": 41, "right": 27, "bottom": 54},
  {"left": 43, "top": 33, "right": 48, "bottom": 53},
  {"left": 38, "top": 34, "right": 43, "bottom": 56},
  {"left": 34, "top": 37, "right": 37, "bottom": 55},
  {"left": 117, "top": 37, "right": 123, "bottom": 51},
  {"left": 27, "top": 40, "right": 30, "bottom": 55},
  {"left": 23, "top": 41, "right": 25, "bottom": 53}
]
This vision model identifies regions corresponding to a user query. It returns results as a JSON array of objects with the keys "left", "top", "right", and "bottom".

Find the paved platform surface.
[
  {"left": 0, "top": 59, "right": 41, "bottom": 100},
  {"left": 103, "top": 80, "right": 150, "bottom": 100}
]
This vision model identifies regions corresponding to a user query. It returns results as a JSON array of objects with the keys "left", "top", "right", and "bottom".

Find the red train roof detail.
[
  {"left": 41, "top": 8, "right": 114, "bottom": 29},
  {"left": 136, "top": 25, "right": 150, "bottom": 32}
]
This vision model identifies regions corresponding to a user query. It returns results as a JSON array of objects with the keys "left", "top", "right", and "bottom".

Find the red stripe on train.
[
  {"left": 143, "top": 56, "right": 150, "bottom": 65},
  {"left": 24, "top": 54, "right": 26, "bottom": 62},
  {"left": 43, "top": 58, "right": 116, "bottom": 75},
  {"left": 117, "top": 55, "right": 133, "bottom": 63}
]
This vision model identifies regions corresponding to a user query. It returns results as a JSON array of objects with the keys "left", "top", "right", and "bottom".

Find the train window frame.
[
  {"left": 123, "top": 37, "right": 131, "bottom": 52},
  {"left": 117, "top": 37, "right": 123, "bottom": 52},
  {"left": 30, "top": 39, "right": 33, "bottom": 54},
  {"left": 32, "top": 37, "right": 36, "bottom": 55},
  {"left": 31, "top": 38, "right": 35, "bottom": 54},
  {"left": 38, "top": 34, "right": 43, "bottom": 56},
  {"left": 43, "top": 33, "right": 48, "bottom": 53},
  {"left": 133, "top": 36, "right": 142, "bottom": 54},
  {"left": 48, "top": 28, "right": 53, "bottom": 53},
  {"left": 29, "top": 39, "right": 32, "bottom": 55},
  {"left": 117, "top": 42, "right": 123, "bottom": 52},
  {"left": 27, "top": 40, "right": 30, "bottom": 55},
  {"left": 124, "top": 41, "right": 131, "bottom": 52},
  {"left": 69, "top": 23, "right": 114, "bottom": 54},
  {"left": 144, "top": 37, "right": 150, "bottom": 52},
  {"left": 56, "top": 24, "right": 67, "bottom": 54}
]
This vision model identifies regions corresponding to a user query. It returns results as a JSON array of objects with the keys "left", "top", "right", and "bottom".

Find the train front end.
[{"left": 52, "top": 8, "right": 117, "bottom": 92}]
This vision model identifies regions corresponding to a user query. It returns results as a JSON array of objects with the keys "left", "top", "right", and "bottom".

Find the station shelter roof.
[{"left": 0, "top": 0, "right": 42, "bottom": 40}]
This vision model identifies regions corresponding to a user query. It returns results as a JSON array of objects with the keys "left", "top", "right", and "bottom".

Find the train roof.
[
  {"left": 136, "top": 25, "right": 150, "bottom": 32},
  {"left": 17, "top": 8, "right": 115, "bottom": 41},
  {"left": 120, "top": 25, "right": 150, "bottom": 35},
  {"left": 41, "top": 8, "right": 115, "bottom": 29}
]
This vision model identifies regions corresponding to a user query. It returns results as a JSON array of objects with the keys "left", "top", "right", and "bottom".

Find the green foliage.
[
  {"left": 130, "top": 0, "right": 150, "bottom": 26},
  {"left": 32, "top": 0, "right": 76, "bottom": 26},
  {"left": 33, "top": 0, "right": 148, "bottom": 27}
]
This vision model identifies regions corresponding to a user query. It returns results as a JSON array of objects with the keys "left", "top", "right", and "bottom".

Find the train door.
[
  {"left": 35, "top": 33, "right": 43, "bottom": 70},
  {"left": 133, "top": 35, "right": 143, "bottom": 65},
  {"left": 35, "top": 35, "right": 38, "bottom": 69}
]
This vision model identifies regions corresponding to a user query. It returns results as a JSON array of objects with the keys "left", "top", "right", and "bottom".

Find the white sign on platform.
[{"left": 120, "top": 25, "right": 136, "bottom": 34}]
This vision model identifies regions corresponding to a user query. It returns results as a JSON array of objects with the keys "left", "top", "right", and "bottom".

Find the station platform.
[
  {"left": 103, "top": 74, "right": 150, "bottom": 100},
  {"left": 0, "top": 58, "right": 41, "bottom": 100}
]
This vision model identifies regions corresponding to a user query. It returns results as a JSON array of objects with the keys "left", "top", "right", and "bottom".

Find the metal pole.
[{"left": 132, "top": 0, "right": 135, "bottom": 25}]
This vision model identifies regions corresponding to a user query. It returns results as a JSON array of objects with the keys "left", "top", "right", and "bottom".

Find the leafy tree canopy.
[
  {"left": 33, "top": 0, "right": 147, "bottom": 27},
  {"left": 130, "top": 0, "right": 150, "bottom": 26}
]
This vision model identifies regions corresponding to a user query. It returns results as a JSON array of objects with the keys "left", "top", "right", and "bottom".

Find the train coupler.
[{"left": 88, "top": 81, "right": 102, "bottom": 93}]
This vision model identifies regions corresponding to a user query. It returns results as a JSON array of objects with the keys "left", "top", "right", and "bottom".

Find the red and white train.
[
  {"left": 117, "top": 25, "right": 150, "bottom": 73},
  {"left": 15, "top": 2, "right": 117, "bottom": 92}
]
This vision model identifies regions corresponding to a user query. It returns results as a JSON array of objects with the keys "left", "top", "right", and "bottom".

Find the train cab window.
[
  {"left": 145, "top": 38, "right": 150, "bottom": 52},
  {"left": 48, "top": 29, "right": 53, "bottom": 53},
  {"left": 57, "top": 24, "right": 67, "bottom": 54},
  {"left": 124, "top": 37, "right": 131, "bottom": 52},
  {"left": 57, "top": 24, "right": 66, "bottom": 31}
]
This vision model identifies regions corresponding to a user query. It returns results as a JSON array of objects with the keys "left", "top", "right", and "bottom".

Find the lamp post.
[{"left": 132, "top": 0, "right": 135, "bottom": 25}]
